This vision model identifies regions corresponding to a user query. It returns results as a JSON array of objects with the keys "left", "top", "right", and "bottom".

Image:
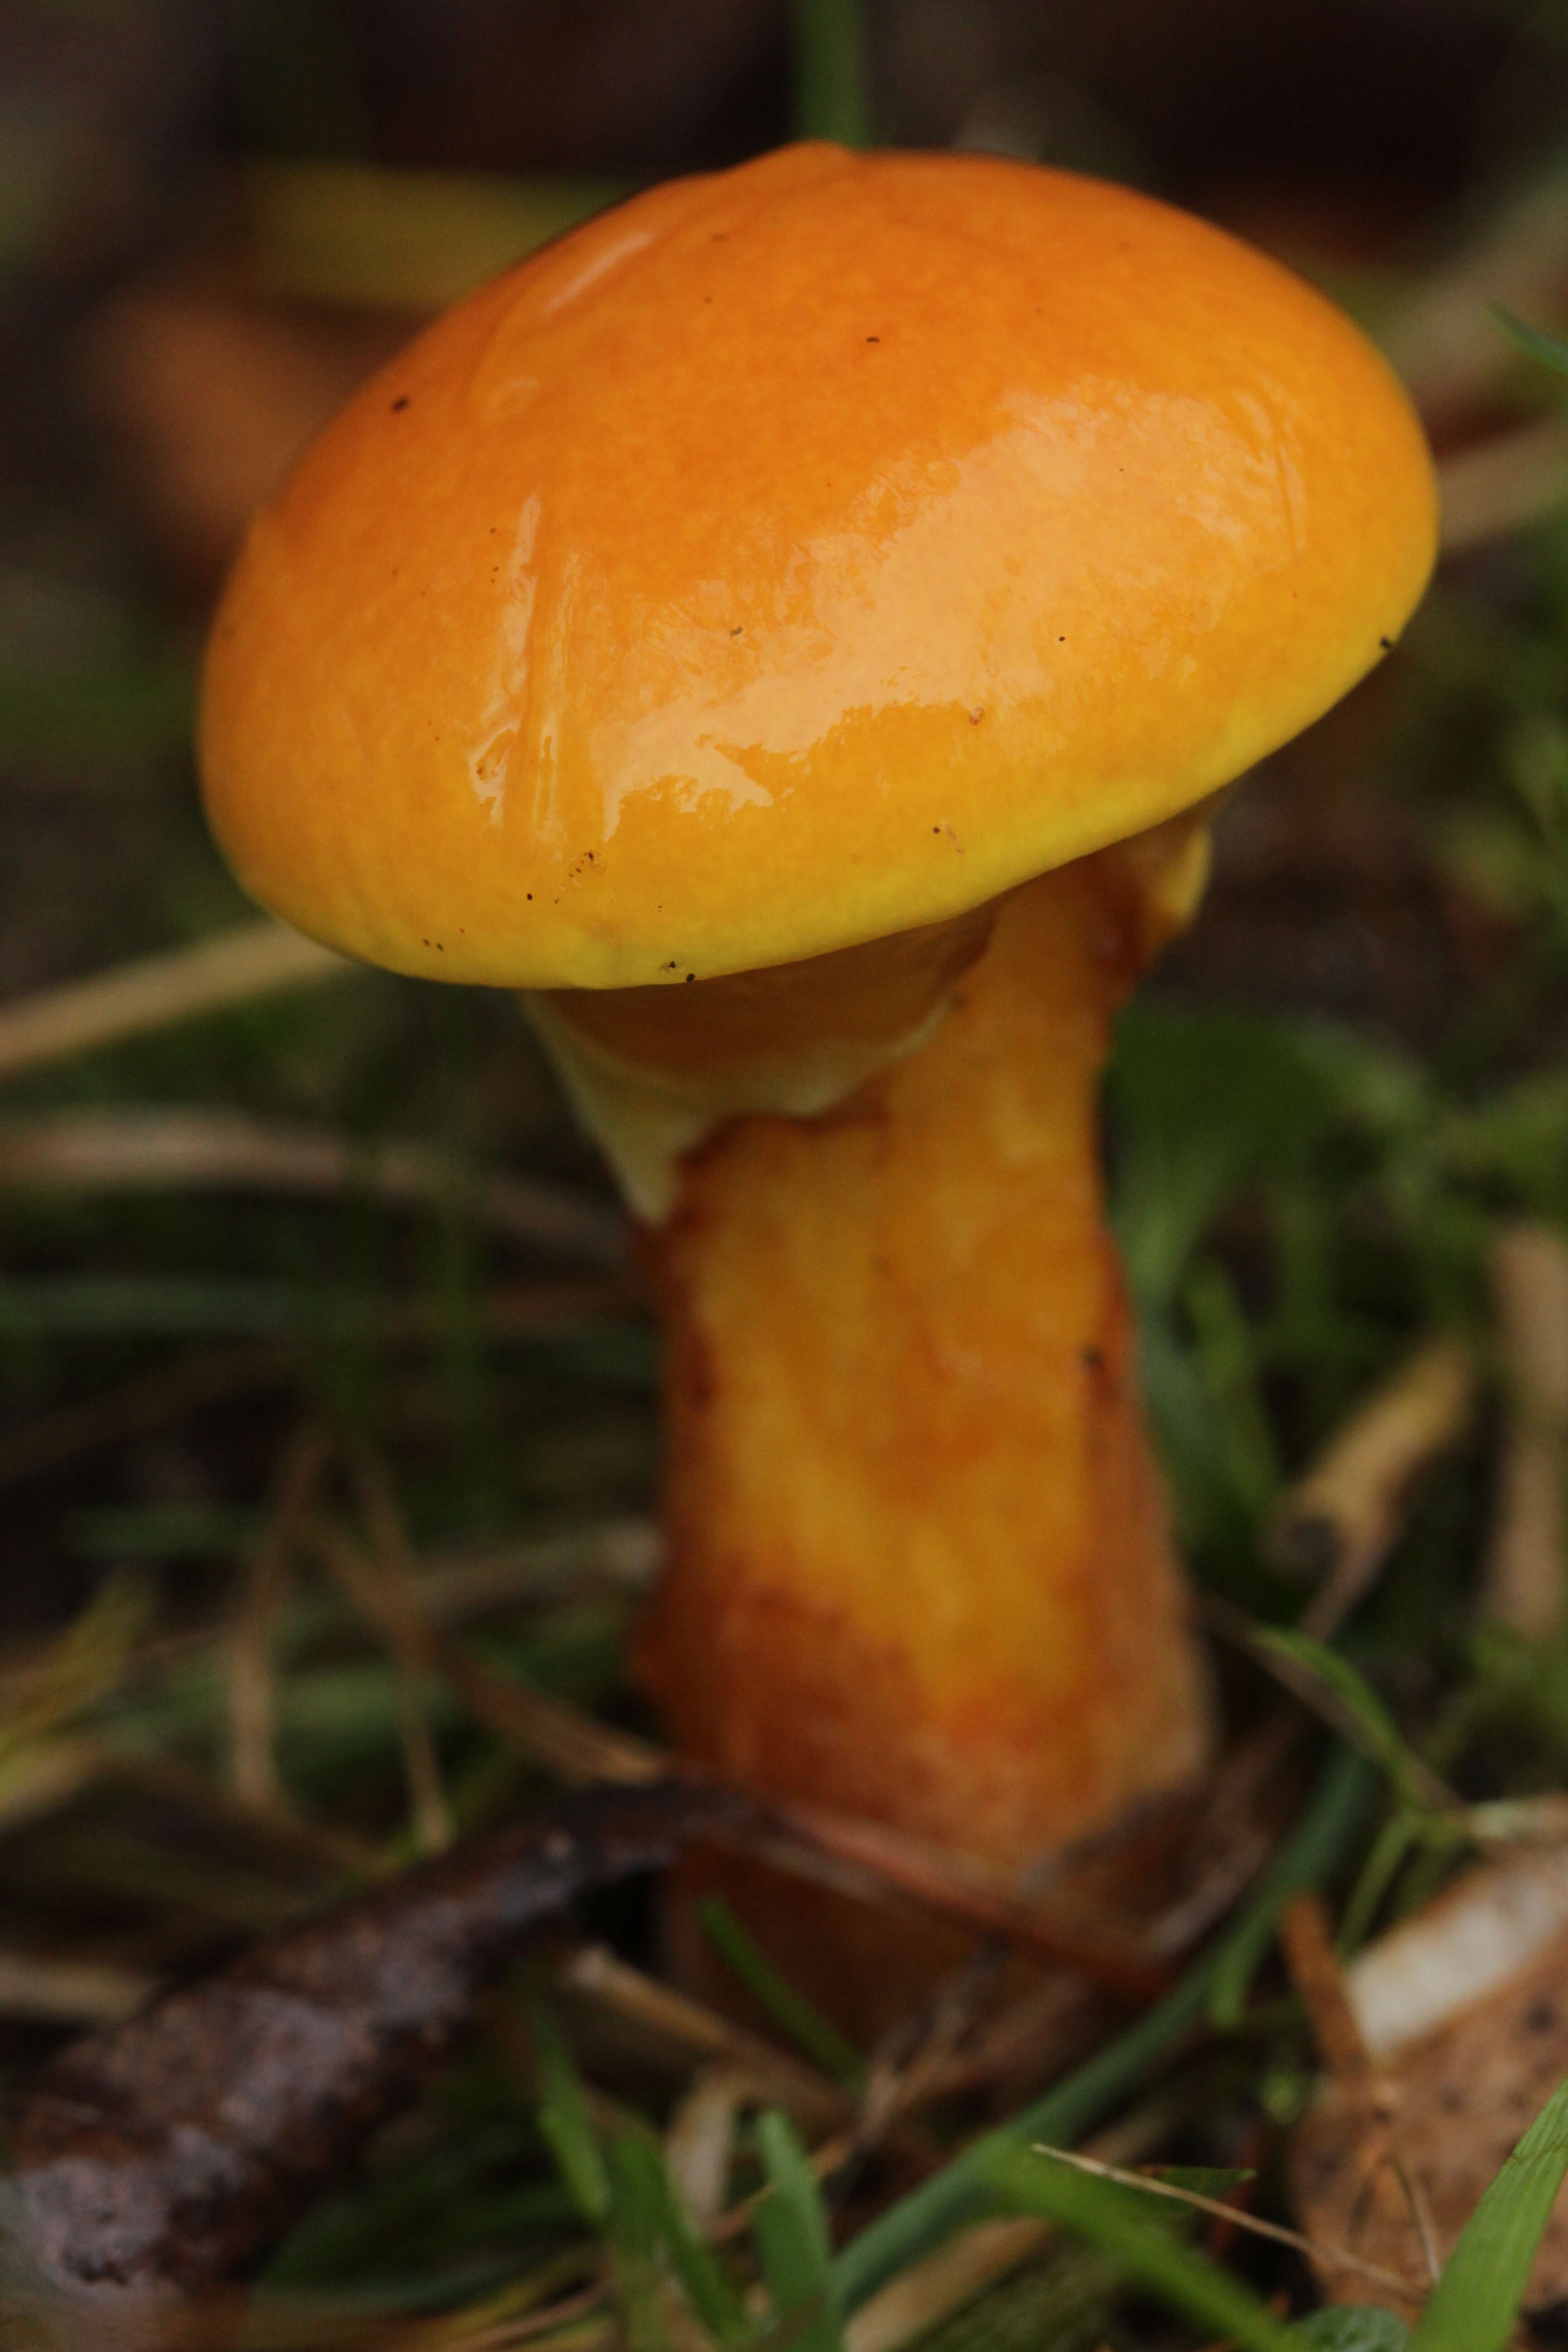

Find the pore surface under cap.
[{"left": 201, "top": 142, "right": 1437, "bottom": 991}]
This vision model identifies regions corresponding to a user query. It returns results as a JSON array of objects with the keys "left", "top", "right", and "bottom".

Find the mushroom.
[{"left": 201, "top": 146, "right": 1436, "bottom": 1902}]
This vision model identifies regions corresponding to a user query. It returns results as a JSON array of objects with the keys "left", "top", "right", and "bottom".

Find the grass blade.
[
  {"left": 697, "top": 1895, "right": 864, "bottom": 2085},
  {"left": 791, "top": 0, "right": 871, "bottom": 146},
  {"left": 1407, "top": 2068, "right": 1568, "bottom": 2352},
  {"left": 985, "top": 2143, "right": 1300, "bottom": 2352},
  {"left": 1297, "top": 2314, "right": 1411, "bottom": 2348},
  {"left": 1494, "top": 304, "right": 1568, "bottom": 377},
  {"left": 1251, "top": 1632, "right": 1453, "bottom": 1819},
  {"left": 833, "top": 1745, "right": 1373, "bottom": 2312},
  {"left": 608, "top": 2122, "right": 748, "bottom": 2347},
  {"left": 525, "top": 1991, "right": 611, "bottom": 2226},
  {"left": 754, "top": 2107, "right": 843, "bottom": 2352}
]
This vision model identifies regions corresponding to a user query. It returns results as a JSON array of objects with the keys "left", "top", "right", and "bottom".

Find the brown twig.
[
  {"left": 1280, "top": 1892, "right": 1431, "bottom": 2299},
  {"left": 1279, "top": 1895, "right": 1377, "bottom": 2094},
  {"left": 843, "top": 2216, "right": 1055, "bottom": 2352},
  {"left": 5, "top": 1779, "right": 747, "bottom": 2298}
]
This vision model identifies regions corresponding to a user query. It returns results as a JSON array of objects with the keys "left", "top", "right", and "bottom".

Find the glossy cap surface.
[{"left": 201, "top": 143, "right": 1437, "bottom": 990}]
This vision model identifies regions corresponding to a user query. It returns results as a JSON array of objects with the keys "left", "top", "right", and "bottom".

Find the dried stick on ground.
[
  {"left": 5, "top": 1779, "right": 747, "bottom": 2301},
  {"left": 1483, "top": 1223, "right": 1568, "bottom": 1637},
  {"left": 1266, "top": 1338, "right": 1476, "bottom": 1635}
]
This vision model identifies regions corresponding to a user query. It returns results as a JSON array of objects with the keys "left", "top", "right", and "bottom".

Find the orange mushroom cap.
[{"left": 200, "top": 142, "right": 1437, "bottom": 992}]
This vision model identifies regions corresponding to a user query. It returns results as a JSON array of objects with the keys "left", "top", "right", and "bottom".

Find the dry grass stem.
[
  {"left": 916, "top": 1971, "right": 1109, "bottom": 2110},
  {"left": 0, "top": 922, "right": 349, "bottom": 1083},
  {"left": 312, "top": 1515, "right": 667, "bottom": 1789},
  {"left": 1026, "top": 2144, "right": 1419, "bottom": 2298},
  {"left": 1435, "top": 418, "right": 1568, "bottom": 556},
  {"left": 842, "top": 2103, "right": 1172, "bottom": 2352},
  {"left": 1381, "top": 162, "right": 1568, "bottom": 419},
  {"left": 0, "top": 1291, "right": 637, "bottom": 1504},
  {"left": 99, "top": 1739, "right": 382, "bottom": 1878},
  {"left": 332, "top": 1449, "right": 667, "bottom": 1787},
  {"left": 0, "top": 1736, "right": 108, "bottom": 1838},
  {"left": 1483, "top": 1222, "right": 1568, "bottom": 1635},
  {"left": 843, "top": 2215, "right": 1054, "bottom": 2352},
  {"left": 1388, "top": 2152, "right": 1443, "bottom": 2287},
  {"left": 559, "top": 1942, "right": 845, "bottom": 2128},
  {"left": 227, "top": 1423, "right": 334, "bottom": 1810},
  {"left": 0, "top": 1109, "right": 627, "bottom": 1266},
  {"left": 1467, "top": 1793, "right": 1568, "bottom": 1842},
  {"left": 320, "top": 1495, "right": 454, "bottom": 1856},
  {"left": 0, "top": 1574, "right": 152, "bottom": 1755},
  {"left": 0, "top": 1945, "right": 156, "bottom": 2024},
  {"left": 402, "top": 2287, "right": 612, "bottom": 2352},
  {"left": 422, "top": 1632, "right": 666, "bottom": 1786},
  {"left": 855, "top": 1966, "right": 998, "bottom": 2149},
  {"left": 410, "top": 1520, "right": 661, "bottom": 1622},
  {"left": 1144, "top": 1815, "right": 1276, "bottom": 1956},
  {"left": 664, "top": 2064, "right": 747, "bottom": 2229},
  {"left": 1266, "top": 1337, "right": 1476, "bottom": 1633}
]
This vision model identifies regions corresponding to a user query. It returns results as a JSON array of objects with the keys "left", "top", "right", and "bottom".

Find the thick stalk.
[{"left": 639, "top": 853, "right": 1211, "bottom": 1869}]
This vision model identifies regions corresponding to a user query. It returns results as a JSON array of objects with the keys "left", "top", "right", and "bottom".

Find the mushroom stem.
[{"left": 637, "top": 843, "right": 1212, "bottom": 1869}]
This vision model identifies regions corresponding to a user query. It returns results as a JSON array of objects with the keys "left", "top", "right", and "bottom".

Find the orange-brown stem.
[{"left": 639, "top": 855, "right": 1212, "bottom": 1871}]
